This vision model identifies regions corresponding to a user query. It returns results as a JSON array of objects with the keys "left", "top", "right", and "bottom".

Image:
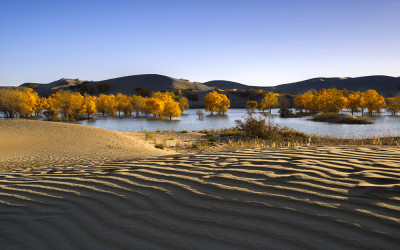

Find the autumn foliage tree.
[
  {"left": 115, "top": 93, "right": 132, "bottom": 116},
  {"left": 131, "top": 95, "right": 146, "bottom": 117},
  {"left": 161, "top": 98, "right": 182, "bottom": 120},
  {"left": 52, "top": 91, "right": 85, "bottom": 120},
  {"left": 386, "top": 94, "right": 400, "bottom": 115},
  {"left": 96, "top": 94, "right": 116, "bottom": 116},
  {"left": 362, "top": 89, "right": 386, "bottom": 116},
  {"left": 315, "top": 88, "right": 346, "bottom": 113},
  {"left": 346, "top": 91, "right": 362, "bottom": 115},
  {"left": 203, "top": 91, "right": 230, "bottom": 115},
  {"left": 301, "top": 89, "right": 318, "bottom": 112},
  {"left": 178, "top": 97, "right": 189, "bottom": 113},
  {"left": 82, "top": 94, "right": 97, "bottom": 118},
  {"left": 258, "top": 91, "right": 279, "bottom": 113},
  {"left": 0, "top": 88, "right": 38, "bottom": 118},
  {"left": 145, "top": 97, "right": 164, "bottom": 117},
  {"left": 246, "top": 100, "right": 258, "bottom": 113}
]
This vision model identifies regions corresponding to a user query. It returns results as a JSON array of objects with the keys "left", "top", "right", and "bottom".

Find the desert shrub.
[
  {"left": 235, "top": 114, "right": 307, "bottom": 140},
  {"left": 236, "top": 114, "right": 270, "bottom": 138},
  {"left": 180, "top": 130, "right": 189, "bottom": 133},
  {"left": 208, "top": 135, "right": 217, "bottom": 142},
  {"left": 154, "top": 142, "right": 166, "bottom": 149},
  {"left": 145, "top": 132, "right": 155, "bottom": 141}
]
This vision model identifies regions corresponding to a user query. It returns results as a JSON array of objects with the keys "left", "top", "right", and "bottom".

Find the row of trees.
[
  {"left": 2, "top": 87, "right": 400, "bottom": 120},
  {"left": 243, "top": 89, "right": 400, "bottom": 116},
  {"left": 0, "top": 88, "right": 189, "bottom": 120},
  {"left": 293, "top": 89, "right": 394, "bottom": 116}
]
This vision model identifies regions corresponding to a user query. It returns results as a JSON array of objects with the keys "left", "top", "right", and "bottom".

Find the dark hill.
[
  {"left": 203, "top": 80, "right": 267, "bottom": 90},
  {"left": 273, "top": 75, "right": 400, "bottom": 97},
  {"left": 18, "top": 74, "right": 400, "bottom": 98},
  {"left": 91, "top": 74, "right": 211, "bottom": 95},
  {"left": 21, "top": 74, "right": 212, "bottom": 96}
]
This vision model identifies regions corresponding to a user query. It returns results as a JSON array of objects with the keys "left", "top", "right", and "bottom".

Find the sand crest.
[
  {"left": 0, "top": 119, "right": 170, "bottom": 171},
  {"left": 1, "top": 144, "right": 400, "bottom": 248}
]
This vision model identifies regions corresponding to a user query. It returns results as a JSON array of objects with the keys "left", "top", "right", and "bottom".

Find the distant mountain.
[
  {"left": 203, "top": 80, "right": 267, "bottom": 90},
  {"left": 18, "top": 74, "right": 400, "bottom": 99},
  {"left": 91, "top": 74, "right": 211, "bottom": 95},
  {"left": 272, "top": 76, "right": 400, "bottom": 97},
  {"left": 21, "top": 74, "right": 212, "bottom": 96}
]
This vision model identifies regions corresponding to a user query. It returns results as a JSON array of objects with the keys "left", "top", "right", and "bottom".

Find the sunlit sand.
[{"left": 1, "top": 120, "right": 400, "bottom": 248}]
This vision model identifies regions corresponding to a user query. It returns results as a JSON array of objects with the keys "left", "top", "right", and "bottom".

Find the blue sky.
[{"left": 0, "top": 0, "right": 399, "bottom": 86}]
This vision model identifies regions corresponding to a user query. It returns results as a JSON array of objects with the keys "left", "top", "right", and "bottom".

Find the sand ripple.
[{"left": 1, "top": 146, "right": 400, "bottom": 249}]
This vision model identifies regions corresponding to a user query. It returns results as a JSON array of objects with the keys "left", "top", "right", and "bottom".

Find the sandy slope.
[
  {"left": 1, "top": 145, "right": 400, "bottom": 249},
  {"left": 0, "top": 119, "right": 170, "bottom": 171}
]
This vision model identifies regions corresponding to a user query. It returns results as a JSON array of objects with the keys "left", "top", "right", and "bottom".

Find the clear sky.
[{"left": 1, "top": 0, "right": 399, "bottom": 86}]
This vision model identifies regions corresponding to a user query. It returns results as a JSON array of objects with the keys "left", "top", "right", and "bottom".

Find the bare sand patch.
[{"left": 0, "top": 119, "right": 171, "bottom": 171}]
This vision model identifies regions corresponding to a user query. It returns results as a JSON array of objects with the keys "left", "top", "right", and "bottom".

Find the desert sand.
[
  {"left": 1, "top": 120, "right": 400, "bottom": 249},
  {"left": 0, "top": 119, "right": 171, "bottom": 171}
]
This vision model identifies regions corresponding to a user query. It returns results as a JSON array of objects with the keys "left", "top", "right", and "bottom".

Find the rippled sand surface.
[{"left": 1, "top": 146, "right": 400, "bottom": 249}]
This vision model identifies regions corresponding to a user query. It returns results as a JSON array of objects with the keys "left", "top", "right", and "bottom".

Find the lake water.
[{"left": 72, "top": 109, "right": 400, "bottom": 139}]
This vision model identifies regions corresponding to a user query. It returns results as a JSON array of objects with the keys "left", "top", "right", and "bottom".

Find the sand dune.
[
  {"left": 1, "top": 146, "right": 400, "bottom": 249},
  {"left": 0, "top": 119, "right": 170, "bottom": 171}
]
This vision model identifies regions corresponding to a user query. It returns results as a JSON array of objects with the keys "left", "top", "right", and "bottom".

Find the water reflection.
[{"left": 67, "top": 108, "right": 400, "bottom": 138}]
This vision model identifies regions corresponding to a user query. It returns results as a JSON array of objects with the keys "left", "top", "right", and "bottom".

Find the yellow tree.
[
  {"left": 131, "top": 95, "right": 146, "bottom": 117},
  {"left": 154, "top": 91, "right": 177, "bottom": 102},
  {"left": 0, "top": 88, "right": 37, "bottom": 118},
  {"left": 316, "top": 88, "right": 346, "bottom": 113},
  {"left": 47, "top": 93, "right": 62, "bottom": 119},
  {"left": 35, "top": 97, "right": 49, "bottom": 116},
  {"left": 203, "top": 91, "right": 221, "bottom": 115},
  {"left": 83, "top": 94, "right": 97, "bottom": 118},
  {"left": 217, "top": 93, "right": 230, "bottom": 115},
  {"left": 55, "top": 91, "right": 85, "bottom": 120},
  {"left": 21, "top": 90, "right": 38, "bottom": 117},
  {"left": 145, "top": 97, "right": 164, "bottom": 117},
  {"left": 258, "top": 91, "right": 279, "bottom": 113},
  {"left": 246, "top": 100, "right": 258, "bottom": 113},
  {"left": 362, "top": 89, "right": 386, "bottom": 116},
  {"left": 0, "top": 88, "right": 18, "bottom": 118},
  {"left": 96, "top": 94, "right": 116, "bottom": 116},
  {"left": 161, "top": 98, "right": 182, "bottom": 120},
  {"left": 301, "top": 89, "right": 318, "bottom": 112},
  {"left": 204, "top": 91, "right": 220, "bottom": 115},
  {"left": 346, "top": 91, "right": 362, "bottom": 116},
  {"left": 178, "top": 97, "right": 189, "bottom": 112},
  {"left": 115, "top": 93, "right": 132, "bottom": 116},
  {"left": 294, "top": 94, "right": 305, "bottom": 113},
  {"left": 386, "top": 94, "right": 400, "bottom": 115}
]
